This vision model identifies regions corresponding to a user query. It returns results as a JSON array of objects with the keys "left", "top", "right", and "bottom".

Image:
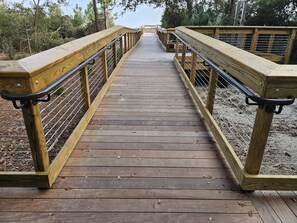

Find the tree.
[
  {"left": 92, "top": 0, "right": 100, "bottom": 31},
  {"left": 0, "top": 2, "right": 32, "bottom": 58},
  {"left": 85, "top": 0, "right": 116, "bottom": 33},
  {"left": 120, "top": 0, "right": 194, "bottom": 17},
  {"left": 72, "top": 4, "right": 85, "bottom": 27},
  {"left": 245, "top": 0, "right": 297, "bottom": 26},
  {"left": 189, "top": 0, "right": 229, "bottom": 25},
  {"left": 29, "top": 0, "right": 68, "bottom": 51},
  {"left": 0, "top": 0, "right": 88, "bottom": 59},
  {"left": 98, "top": 0, "right": 115, "bottom": 29},
  {"left": 120, "top": 0, "right": 234, "bottom": 27},
  {"left": 161, "top": 1, "right": 187, "bottom": 28}
]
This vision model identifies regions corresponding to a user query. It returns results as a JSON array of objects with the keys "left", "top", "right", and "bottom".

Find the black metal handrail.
[
  {"left": 1, "top": 32, "right": 128, "bottom": 109},
  {"left": 173, "top": 32, "right": 295, "bottom": 114}
]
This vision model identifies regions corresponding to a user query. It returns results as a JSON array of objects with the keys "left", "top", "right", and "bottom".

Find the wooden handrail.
[
  {"left": 157, "top": 26, "right": 297, "bottom": 64},
  {"left": 175, "top": 27, "right": 297, "bottom": 98},
  {"left": 173, "top": 27, "right": 297, "bottom": 190},
  {"left": 0, "top": 26, "right": 142, "bottom": 188},
  {"left": 0, "top": 26, "right": 137, "bottom": 95}
]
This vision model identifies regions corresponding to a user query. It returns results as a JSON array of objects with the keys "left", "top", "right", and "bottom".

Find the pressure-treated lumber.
[
  {"left": 80, "top": 66, "right": 91, "bottom": 112},
  {"left": 175, "top": 27, "right": 297, "bottom": 98},
  {"left": 0, "top": 26, "right": 136, "bottom": 94},
  {"left": 245, "top": 107, "right": 274, "bottom": 174},
  {"left": 21, "top": 102, "right": 50, "bottom": 172},
  {"left": 206, "top": 69, "right": 218, "bottom": 114},
  {"left": 47, "top": 34, "right": 140, "bottom": 187}
]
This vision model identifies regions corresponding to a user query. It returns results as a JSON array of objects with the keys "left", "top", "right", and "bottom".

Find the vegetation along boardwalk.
[{"left": 0, "top": 33, "right": 297, "bottom": 222}]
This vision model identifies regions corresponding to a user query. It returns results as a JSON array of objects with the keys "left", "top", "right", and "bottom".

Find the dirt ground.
[
  {"left": 0, "top": 98, "right": 33, "bottom": 171},
  {"left": 211, "top": 86, "right": 297, "bottom": 175}
]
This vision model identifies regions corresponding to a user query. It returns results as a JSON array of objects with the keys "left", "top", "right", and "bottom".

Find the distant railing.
[
  {"left": 171, "top": 26, "right": 297, "bottom": 190},
  {"left": 157, "top": 26, "right": 297, "bottom": 64},
  {"left": 0, "top": 26, "right": 142, "bottom": 187},
  {"left": 143, "top": 25, "right": 158, "bottom": 33}
]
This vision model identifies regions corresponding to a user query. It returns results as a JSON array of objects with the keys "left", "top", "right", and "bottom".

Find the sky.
[{"left": 8, "top": 0, "right": 163, "bottom": 28}]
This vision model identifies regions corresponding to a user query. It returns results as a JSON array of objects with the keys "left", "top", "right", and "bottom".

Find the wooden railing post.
[
  {"left": 129, "top": 33, "right": 132, "bottom": 49},
  {"left": 245, "top": 107, "right": 274, "bottom": 174},
  {"left": 165, "top": 32, "right": 170, "bottom": 52},
  {"left": 102, "top": 51, "right": 108, "bottom": 82},
  {"left": 240, "top": 34, "right": 247, "bottom": 49},
  {"left": 124, "top": 34, "right": 127, "bottom": 54},
  {"left": 190, "top": 52, "right": 197, "bottom": 85},
  {"left": 22, "top": 102, "right": 50, "bottom": 172},
  {"left": 284, "top": 29, "right": 296, "bottom": 64},
  {"left": 214, "top": 28, "right": 219, "bottom": 39},
  {"left": 127, "top": 33, "right": 130, "bottom": 51},
  {"left": 181, "top": 44, "right": 187, "bottom": 69},
  {"left": 113, "top": 41, "right": 118, "bottom": 66},
  {"left": 80, "top": 66, "right": 91, "bottom": 112},
  {"left": 206, "top": 69, "right": 218, "bottom": 114},
  {"left": 250, "top": 28, "right": 259, "bottom": 52},
  {"left": 267, "top": 34, "right": 275, "bottom": 54},
  {"left": 175, "top": 39, "right": 179, "bottom": 58}
]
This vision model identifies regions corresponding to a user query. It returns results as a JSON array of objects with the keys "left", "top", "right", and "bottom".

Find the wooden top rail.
[
  {"left": 185, "top": 26, "right": 296, "bottom": 34},
  {"left": 161, "top": 26, "right": 297, "bottom": 34},
  {"left": 0, "top": 26, "right": 138, "bottom": 95},
  {"left": 176, "top": 27, "right": 297, "bottom": 98},
  {"left": 157, "top": 26, "right": 297, "bottom": 64}
]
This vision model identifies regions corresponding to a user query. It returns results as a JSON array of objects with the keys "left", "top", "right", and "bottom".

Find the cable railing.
[
  {"left": 157, "top": 26, "right": 297, "bottom": 64},
  {"left": 172, "top": 26, "right": 297, "bottom": 190},
  {"left": 0, "top": 26, "right": 142, "bottom": 187}
]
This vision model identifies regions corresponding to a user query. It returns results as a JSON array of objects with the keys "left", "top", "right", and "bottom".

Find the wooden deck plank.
[
  {"left": 277, "top": 191, "right": 297, "bottom": 217},
  {"left": 75, "top": 142, "right": 216, "bottom": 151},
  {"left": 261, "top": 191, "right": 297, "bottom": 222},
  {"left": 65, "top": 157, "right": 226, "bottom": 168},
  {"left": 95, "top": 108, "right": 199, "bottom": 113},
  {"left": 52, "top": 177, "right": 238, "bottom": 190},
  {"left": 86, "top": 125, "right": 207, "bottom": 131},
  {"left": 58, "top": 166, "right": 232, "bottom": 179},
  {"left": 91, "top": 115, "right": 201, "bottom": 121},
  {"left": 0, "top": 188, "right": 247, "bottom": 199},
  {"left": 0, "top": 199, "right": 256, "bottom": 213},
  {"left": 248, "top": 191, "right": 282, "bottom": 223},
  {"left": 70, "top": 149, "right": 220, "bottom": 158},
  {"left": 83, "top": 130, "right": 210, "bottom": 137},
  {"left": 0, "top": 213, "right": 262, "bottom": 223},
  {"left": 78, "top": 137, "right": 214, "bottom": 145}
]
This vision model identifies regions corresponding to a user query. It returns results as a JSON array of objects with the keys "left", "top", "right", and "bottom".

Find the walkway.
[{"left": 0, "top": 33, "right": 296, "bottom": 222}]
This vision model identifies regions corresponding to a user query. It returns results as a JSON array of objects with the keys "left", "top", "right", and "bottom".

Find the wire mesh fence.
[
  {"left": 88, "top": 56, "right": 105, "bottom": 102},
  {"left": 218, "top": 33, "right": 289, "bottom": 56},
  {"left": 212, "top": 75, "right": 257, "bottom": 163},
  {"left": 40, "top": 70, "right": 86, "bottom": 161},
  {"left": 107, "top": 45, "right": 116, "bottom": 77}
]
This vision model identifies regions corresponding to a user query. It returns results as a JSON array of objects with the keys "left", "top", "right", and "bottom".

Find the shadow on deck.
[{"left": 0, "top": 33, "right": 296, "bottom": 223}]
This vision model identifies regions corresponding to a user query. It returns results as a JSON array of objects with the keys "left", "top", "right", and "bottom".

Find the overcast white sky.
[{"left": 8, "top": 0, "right": 163, "bottom": 28}]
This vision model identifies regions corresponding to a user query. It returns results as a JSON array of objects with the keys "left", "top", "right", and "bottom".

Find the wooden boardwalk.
[{"left": 0, "top": 33, "right": 297, "bottom": 222}]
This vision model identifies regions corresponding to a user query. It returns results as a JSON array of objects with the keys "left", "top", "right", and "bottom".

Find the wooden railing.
[
  {"left": 143, "top": 25, "right": 158, "bottom": 33},
  {"left": 157, "top": 26, "right": 297, "bottom": 64},
  {"left": 172, "top": 27, "right": 297, "bottom": 190},
  {"left": 0, "top": 26, "right": 142, "bottom": 187}
]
